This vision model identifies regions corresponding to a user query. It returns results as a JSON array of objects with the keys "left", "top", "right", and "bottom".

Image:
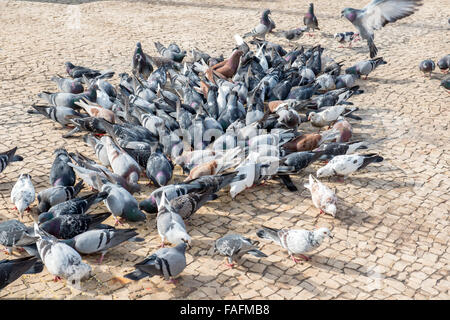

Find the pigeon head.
[
  {"left": 37, "top": 212, "right": 55, "bottom": 225},
  {"left": 261, "top": 9, "right": 271, "bottom": 24},
  {"left": 324, "top": 199, "right": 337, "bottom": 217},
  {"left": 341, "top": 8, "right": 357, "bottom": 22},
  {"left": 124, "top": 206, "right": 147, "bottom": 222},
  {"left": 139, "top": 196, "right": 158, "bottom": 214},
  {"left": 315, "top": 227, "right": 333, "bottom": 241},
  {"left": 19, "top": 173, "right": 31, "bottom": 180},
  {"left": 65, "top": 62, "right": 75, "bottom": 72},
  {"left": 166, "top": 224, "right": 191, "bottom": 246}
]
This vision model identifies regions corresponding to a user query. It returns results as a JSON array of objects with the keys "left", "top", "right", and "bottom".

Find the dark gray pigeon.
[
  {"left": 419, "top": 59, "right": 435, "bottom": 77},
  {"left": 37, "top": 181, "right": 84, "bottom": 213},
  {"left": 341, "top": 0, "right": 423, "bottom": 58},
  {"left": 38, "top": 192, "right": 107, "bottom": 224},
  {"left": 49, "top": 148, "right": 76, "bottom": 187},
  {"left": 0, "top": 147, "right": 23, "bottom": 174},
  {"left": 0, "top": 256, "right": 43, "bottom": 290},
  {"left": 213, "top": 234, "right": 267, "bottom": 268},
  {"left": 124, "top": 242, "right": 188, "bottom": 283},
  {"left": 304, "top": 3, "right": 320, "bottom": 35},
  {"left": 437, "top": 54, "right": 449, "bottom": 73},
  {"left": 169, "top": 192, "right": 218, "bottom": 220},
  {"left": 146, "top": 149, "right": 174, "bottom": 187},
  {"left": 39, "top": 212, "right": 111, "bottom": 239},
  {"left": 65, "top": 62, "right": 114, "bottom": 79}
]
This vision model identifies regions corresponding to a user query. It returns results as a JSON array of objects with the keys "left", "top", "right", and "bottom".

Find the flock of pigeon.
[
  {"left": 418, "top": 55, "right": 450, "bottom": 90},
  {"left": 0, "top": 0, "right": 441, "bottom": 292}
]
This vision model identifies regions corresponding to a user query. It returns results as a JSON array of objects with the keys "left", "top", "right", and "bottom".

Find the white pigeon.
[
  {"left": 34, "top": 223, "right": 91, "bottom": 283},
  {"left": 229, "top": 153, "right": 257, "bottom": 199},
  {"left": 156, "top": 192, "right": 191, "bottom": 247},
  {"left": 257, "top": 226, "right": 333, "bottom": 263},
  {"left": 316, "top": 153, "right": 383, "bottom": 178},
  {"left": 315, "top": 73, "right": 336, "bottom": 91},
  {"left": 308, "top": 105, "right": 347, "bottom": 128},
  {"left": 304, "top": 174, "right": 337, "bottom": 217},
  {"left": 10, "top": 173, "right": 35, "bottom": 219}
]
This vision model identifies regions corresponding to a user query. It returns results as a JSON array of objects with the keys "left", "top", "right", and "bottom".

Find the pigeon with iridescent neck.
[
  {"left": 49, "top": 148, "right": 76, "bottom": 187},
  {"left": 341, "top": 0, "right": 423, "bottom": 58},
  {"left": 304, "top": 3, "right": 320, "bottom": 35}
]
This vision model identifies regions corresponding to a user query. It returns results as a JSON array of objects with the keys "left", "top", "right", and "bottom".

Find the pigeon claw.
[
  {"left": 225, "top": 262, "right": 235, "bottom": 268},
  {"left": 54, "top": 276, "right": 62, "bottom": 282}
]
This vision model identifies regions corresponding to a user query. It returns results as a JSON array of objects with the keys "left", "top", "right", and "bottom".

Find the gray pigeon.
[
  {"left": 419, "top": 59, "right": 435, "bottom": 77},
  {"left": 0, "top": 256, "right": 43, "bottom": 290},
  {"left": 28, "top": 104, "right": 85, "bottom": 128},
  {"left": 37, "top": 85, "right": 97, "bottom": 109},
  {"left": 101, "top": 183, "right": 146, "bottom": 225},
  {"left": 50, "top": 148, "right": 76, "bottom": 187},
  {"left": 34, "top": 223, "right": 91, "bottom": 283},
  {"left": 437, "top": 54, "right": 450, "bottom": 73},
  {"left": 65, "top": 228, "right": 144, "bottom": 264},
  {"left": 243, "top": 9, "right": 272, "bottom": 40},
  {"left": 124, "top": 242, "right": 187, "bottom": 283},
  {"left": 0, "top": 220, "right": 36, "bottom": 254},
  {"left": 0, "top": 147, "right": 23, "bottom": 174},
  {"left": 83, "top": 134, "right": 110, "bottom": 167},
  {"left": 341, "top": 0, "right": 423, "bottom": 58},
  {"left": 37, "top": 181, "right": 84, "bottom": 213},
  {"left": 157, "top": 207, "right": 191, "bottom": 247},
  {"left": 146, "top": 149, "right": 174, "bottom": 187},
  {"left": 10, "top": 173, "right": 35, "bottom": 219},
  {"left": 51, "top": 75, "right": 84, "bottom": 94},
  {"left": 304, "top": 3, "right": 320, "bottom": 35},
  {"left": 213, "top": 234, "right": 267, "bottom": 268},
  {"left": 257, "top": 226, "right": 333, "bottom": 262}
]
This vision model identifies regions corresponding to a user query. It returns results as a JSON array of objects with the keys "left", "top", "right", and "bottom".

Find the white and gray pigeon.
[
  {"left": 341, "top": 0, "right": 423, "bottom": 58},
  {"left": 156, "top": 192, "right": 191, "bottom": 247},
  {"left": 103, "top": 136, "right": 141, "bottom": 186},
  {"left": 0, "top": 147, "right": 23, "bottom": 174},
  {"left": 124, "top": 242, "right": 188, "bottom": 283},
  {"left": 257, "top": 226, "right": 333, "bottom": 262},
  {"left": 243, "top": 9, "right": 272, "bottom": 40},
  {"left": 304, "top": 174, "right": 337, "bottom": 217},
  {"left": 213, "top": 234, "right": 267, "bottom": 268},
  {"left": 34, "top": 223, "right": 92, "bottom": 283},
  {"left": 10, "top": 173, "right": 35, "bottom": 219},
  {"left": 316, "top": 153, "right": 384, "bottom": 178},
  {"left": 345, "top": 57, "right": 387, "bottom": 79},
  {"left": 65, "top": 228, "right": 144, "bottom": 264},
  {"left": 308, "top": 105, "right": 349, "bottom": 128},
  {"left": 0, "top": 219, "right": 36, "bottom": 254}
]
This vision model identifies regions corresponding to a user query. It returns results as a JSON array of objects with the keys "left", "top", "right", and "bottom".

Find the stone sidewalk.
[{"left": 0, "top": 0, "right": 448, "bottom": 299}]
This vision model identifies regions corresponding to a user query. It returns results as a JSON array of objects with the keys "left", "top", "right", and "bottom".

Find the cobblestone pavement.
[{"left": 0, "top": 0, "right": 449, "bottom": 300}]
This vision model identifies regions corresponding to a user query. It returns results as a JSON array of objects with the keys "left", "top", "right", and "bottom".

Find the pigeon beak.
[{"left": 329, "top": 233, "right": 334, "bottom": 239}]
